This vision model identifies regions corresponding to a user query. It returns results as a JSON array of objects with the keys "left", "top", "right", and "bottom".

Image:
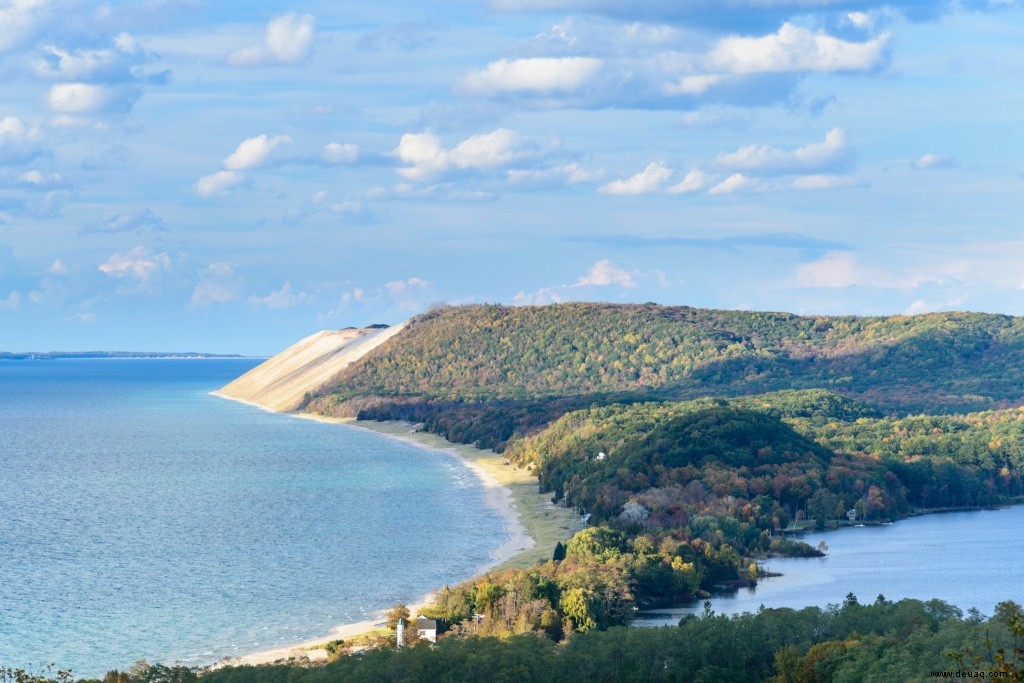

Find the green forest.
[
  {"left": 16, "top": 598, "right": 1024, "bottom": 682},
  {"left": 292, "top": 303, "right": 1024, "bottom": 680},
  {"left": 306, "top": 303, "right": 1024, "bottom": 450}
]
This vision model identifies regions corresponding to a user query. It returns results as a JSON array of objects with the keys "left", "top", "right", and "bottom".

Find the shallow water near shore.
[
  {"left": 0, "top": 359, "right": 503, "bottom": 676},
  {"left": 634, "top": 505, "right": 1024, "bottom": 626}
]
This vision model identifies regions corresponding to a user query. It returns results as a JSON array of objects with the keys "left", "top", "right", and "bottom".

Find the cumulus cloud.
[
  {"left": 395, "top": 129, "right": 522, "bottom": 181},
  {"left": 0, "top": 0, "right": 54, "bottom": 53},
  {"left": 248, "top": 280, "right": 311, "bottom": 309},
  {"left": 82, "top": 207, "right": 167, "bottom": 234},
  {"left": 223, "top": 134, "right": 292, "bottom": 170},
  {"left": 599, "top": 161, "right": 672, "bottom": 195},
  {"left": 46, "top": 82, "right": 141, "bottom": 115},
  {"left": 384, "top": 276, "right": 429, "bottom": 293},
  {"left": 321, "top": 142, "right": 359, "bottom": 164},
  {"left": 708, "top": 172, "right": 756, "bottom": 194},
  {"left": 714, "top": 128, "right": 853, "bottom": 174},
  {"left": 98, "top": 245, "right": 171, "bottom": 284},
  {"left": 194, "top": 133, "right": 293, "bottom": 196},
  {"left": 574, "top": 259, "right": 636, "bottom": 287},
  {"left": 668, "top": 169, "right": 706, "bottom": 194},
  {"left": 0, "top": 116, "right": 46, "bottom": 165},
  {"left": 912, "top": 153, "right": 960, "bottom": 170},
  {"left": 17, "top": 170, "right": 66, "bottom": 189},
  {"left": 37, "top": 34, "right": 162, "bottom": 119},
  {"left": 708, "top": 23, "right": 889, "bottom": 74},
  {"left": 228, "top": 13, "right": 316, "bottom": 67},
  {"left": 195, "top": 170, "right": 244, "bottom": 197},
  {"left": 459, "top": 56, "right": 603, "bottom": 94},
  {"left": 34, "top": 36, "right": 145, "bottom": 83},
  {"left": 514, "top": 259, "right": 640, "bottom": 304}
]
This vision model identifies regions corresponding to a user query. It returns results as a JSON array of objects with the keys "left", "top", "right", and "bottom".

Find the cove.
[{"left": 635, "top": 506, "right": 1024, "bottom": 626}]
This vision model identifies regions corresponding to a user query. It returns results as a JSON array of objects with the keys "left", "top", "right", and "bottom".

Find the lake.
[
  {"left": 635, "top": 506, "right": 1024, "bottom": 626},
  {"left": 0, "top": 359, "right": 504, "bottom": 676}
]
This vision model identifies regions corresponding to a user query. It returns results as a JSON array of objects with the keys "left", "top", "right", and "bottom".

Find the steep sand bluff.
[{"left": 214, "top": 322, "right": 407, "bottom": 412}]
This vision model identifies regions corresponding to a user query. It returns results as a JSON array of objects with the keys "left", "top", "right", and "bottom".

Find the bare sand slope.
[{"left": 214, "top": 322, "right": 407, "bottom": 411}]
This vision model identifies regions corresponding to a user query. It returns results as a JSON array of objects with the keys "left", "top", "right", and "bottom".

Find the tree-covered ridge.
[
  {"left": 501, "top": 390, "right": 1024, "bottom": 560},
  {"left": 310, "top": 303, "right": 1024, "bottom": 415}
]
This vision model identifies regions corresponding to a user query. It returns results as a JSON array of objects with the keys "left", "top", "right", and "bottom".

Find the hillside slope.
[
  {"left": 309, "top": 303, "right": 1024, "bottom": 414},
  {"left": 215, "top": 323, "right": 406, "bottom": 411}
]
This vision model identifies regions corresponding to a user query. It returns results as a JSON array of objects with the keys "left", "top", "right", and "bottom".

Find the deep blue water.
[
  {"left": 0, "top": 359, "right": 503, "bottom": 676},
  {"left": 635, "top": 506, "right": 1024, "bottom": 626}
]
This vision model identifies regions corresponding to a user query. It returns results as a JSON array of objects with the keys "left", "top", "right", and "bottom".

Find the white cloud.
[
  {"left": 514, "top": 259, "right": 639, "bottom": 304},
  {"left": 668, "top": 169, "right": 706, "bottom": 194},
  {"left": 599, "top": 161, "right": 672, "bottom": 195},
  {"left": 912, "top": 153, "right": 960, "bottom": 170},
  {"left": 17, "top": 170, "right": 65, "bottom": 189},
  {"left": 98, "top": 245, "right": 171, "bottom": 283},
  {"left": 449, "top": 129, "right": 519, "bottom": 168},
  {"left": 395, "top": 129, "right": 522, "bottom": 181},
  {"left": 0, "top": 0, "right": 53, "bottom": 53},
  {"left": 459, "top": 57, "right": 602, "bottom": 94},
  {"left": 228, "top": 13, "right": 316, "bottom": 67},
  {"left": 321, "top": 142, "right": 359, "bottom": 164},
  {"left": 223, "top": 134, "right": 292, "bottom": 171},
  {"left": 195, "top": 170, "right": 243, "bottom": 197},
  {"left": 0, "top": 116, "right": 45, "bottom": 165},
  {"left": 708, "top": 172, "right": 756, "bottom": 195},
  {"left": 845, "top": 12, "right": 873, "bottom": 29},
  {"left": 904, "top": 296, "right": 968, "bottom": 315},
  {"left": 47, "top": 82, "right": 136, "bottom": 113},
  {"left": 384, "top": 276, "right": 429, "bottom": 293},
  {"left": 708, "top": 23, "right": 889, "bottom": 75},
  {"left": 664, "top": 74, "right": 726, "bottom": 96},
  {"left": 248, "top": 281, "right": 312, "bottom": 309},
  {"left": 714, "top": 128, "right": 852, "bottom": 174},
  {"left": 575, "top": 259, "right": 635, "bottom": 288},
  {"left": 34, "top": 37, "right": 142, "bottom": 82}
]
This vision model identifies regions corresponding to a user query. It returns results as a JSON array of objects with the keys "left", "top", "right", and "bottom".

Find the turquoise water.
[
  {"left": 0, "top": 359, "right": 503, "bottom": 676},
  {"left": 635, "top": 506, "right": 1024, "bottom": 626}
]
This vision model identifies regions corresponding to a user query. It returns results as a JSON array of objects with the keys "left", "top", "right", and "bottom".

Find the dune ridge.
[{"left": 214, "top": 322, "right": 407, "bottom": 412}]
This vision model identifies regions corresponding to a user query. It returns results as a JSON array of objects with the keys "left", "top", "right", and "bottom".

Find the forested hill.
[{"left": 305, "top": 303, "right": 1024, "bottom": 447}]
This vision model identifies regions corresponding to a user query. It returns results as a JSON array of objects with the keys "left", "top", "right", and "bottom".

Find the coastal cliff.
[{"left": 214, "top": 322, "right": 407, "bottom": 412}]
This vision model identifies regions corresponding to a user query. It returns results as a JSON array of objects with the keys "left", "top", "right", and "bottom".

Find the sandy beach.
[{"left": 207, "top": 405, "right": 571, "bottom": 669}]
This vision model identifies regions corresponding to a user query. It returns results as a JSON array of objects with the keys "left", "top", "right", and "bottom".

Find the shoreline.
[{"left": 208, "top": 396, "right": 577, "bottom": 669}]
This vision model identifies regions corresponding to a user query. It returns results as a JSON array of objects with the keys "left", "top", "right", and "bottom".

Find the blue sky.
[{"left": 2, "top": 0, "right": 1024, "bottom": 354}]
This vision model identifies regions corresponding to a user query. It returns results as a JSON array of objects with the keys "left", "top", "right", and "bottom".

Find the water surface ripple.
[{"left": 0, "top": 359, "right": 503, "bottom": 676}]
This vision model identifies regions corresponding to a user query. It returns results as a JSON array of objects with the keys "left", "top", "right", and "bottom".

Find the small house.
[{"left": 416, "top": 615, "right": 437, "bottom": 643}]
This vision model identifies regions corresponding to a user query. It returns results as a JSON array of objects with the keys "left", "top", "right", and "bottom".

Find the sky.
[{"left": 2, "top": 0, "right": 1024, "bottom": 354}]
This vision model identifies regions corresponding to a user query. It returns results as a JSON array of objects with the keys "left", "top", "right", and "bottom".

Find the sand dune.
[{"left": 214, "top": 322, "right": 407, "bottom": 411}]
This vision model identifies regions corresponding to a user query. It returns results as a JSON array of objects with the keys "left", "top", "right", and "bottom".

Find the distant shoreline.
[
  {"left": 208, "top": 394, "right": 577, "bottom": 668},
  {"left": 0, "top": 353, "right": 261, "bottom": 360}
]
